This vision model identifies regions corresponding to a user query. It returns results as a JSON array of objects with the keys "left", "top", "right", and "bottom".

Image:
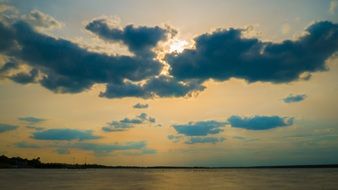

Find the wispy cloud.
[
  {"left": 18, "top": 116, "right": 46, "bottom": 124},
  {"left": 330, "top": 0, "right": 337, "bottom": 14},
  {"left": 102, "top": 113, "right": 156, "bottom": 132},
  {"left": 15, "top": 141, "right": 40, "bottom": 148}
]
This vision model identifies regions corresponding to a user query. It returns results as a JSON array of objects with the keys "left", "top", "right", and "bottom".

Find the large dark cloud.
[
  {"left": 32, "top": 128, "right": 100, "bottom": 141},
  {"left": 228, "top": 115, "right": 294, "bottom": 130},
  {"left": 86, "top": 18, "right": 171, "bottom": 56},
  {"left": 0, "top": 19, "right": 164, "bottom": 94},
  {"left": 173, "top": 120, "right": 226, "bottom": 136},
  {"left": 166, "top": 21, "right": 338, "bottom": 83}
]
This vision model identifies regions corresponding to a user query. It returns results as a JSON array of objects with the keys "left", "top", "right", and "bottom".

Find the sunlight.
[{"left": 169, "top": 40, "right": 188, "bottom": 53}]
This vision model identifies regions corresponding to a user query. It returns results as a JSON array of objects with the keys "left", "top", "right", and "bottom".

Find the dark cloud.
[
  {"left": 133, "top": 103, "right": 149, "bottom": 109},
  {"left": 0, "top": 60, "right": 18, "bottom": 75},
  {"left": 18, "top": 116, "right": 46, "bottom": 124},
  {"left": 100, "top": 75, "right": 205, "bottom": 98},
  {"left": 228, "top": 115, "right": 294, "bottom": 130},
  {"left": 1, "top": 8, "right": 338, "bottom": 99},
  {"left": 10, "top": 68, "right": 39, "bottom": 84},
  {"left": 0, "top": 123, "right": 18, "bottom": 133},
  {"left": 166, "top": 21, "right": 338, "bottom": 84},
  {"left": 102, "top": 113, "right": 156, "bottom": 132},
  {"left": 173, "top": 120, "right": 226, "bottom": 136},
  {"left": 0, "top": 19, "right": 163, "bottom": 94},
  {"left": 32, "top": 128, "right": 100, "bottom": 141},
  {"left": 185, "top": 137, "right": 225, "bottom": 144},
  {"left": 0, "top": 22, "right": 16, "bottom": 52},
  {"left": 283, "top": 94, "right": 307, "bottom": 103},
  {"left": 86, "top": 18, "right": 171, "bottom": 56}
]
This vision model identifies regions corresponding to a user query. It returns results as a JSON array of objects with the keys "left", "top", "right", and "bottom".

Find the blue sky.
[{"left": 0, "top": 0, "right": 337, "bottom": 166}]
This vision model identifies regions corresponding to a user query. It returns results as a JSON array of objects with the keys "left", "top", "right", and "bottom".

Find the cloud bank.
[
  {"left": 1, "top": 6, "right": 338, "bottom": 99},
  {"left": 166, "top": 21, "right": 338, "bottom": 84}
]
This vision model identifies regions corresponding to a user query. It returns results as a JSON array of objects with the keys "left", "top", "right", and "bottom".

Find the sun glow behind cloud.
[{"left": 169, "top": 40, "right": 188, "bottom": 53}]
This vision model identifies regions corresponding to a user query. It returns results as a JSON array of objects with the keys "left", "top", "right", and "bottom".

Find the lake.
[{"left": 1, "top": 168, "right": 338, "bottom": 190}]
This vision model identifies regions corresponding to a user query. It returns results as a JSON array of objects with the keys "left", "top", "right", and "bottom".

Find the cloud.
[
  {"left": 283, "top": 94, "right": 307, "bottom": 103},
  {"left": 0, "top": 60, "right": 18, "bottom": 75},
  {"left": 18, "top": 116, "right": 46, "bottom": 124},
  {"left": 10, "top": 69, "right": 39, "bottom": 84},
  {"left": 100, "top": 75, "right": 205, "bottom": 98},
  {"left": 228, "top": 115, "right": 294, "bottom": 130},
  {"left": 32, "top": 128, "right": 100, "bottom": 140},
  {"left": 0, "top": 18, "right": 163, "bottom": 95},
  {"left": 26, "top": 125, "right": 44, "bottom": 130},
  {"left": 1, "top": 8, "right": 338, "bottom": 99},
  {"left": 73, "top": 141, "right": 147, "bottom": 154},
  {"left": 22, "top": 9, "right": 63, "bottom": 30},
  {"left": 102, "top": 113, "right": 156, "bottom": 132},
  {"left": 15, "top": 141, "right": 40, "bottom": 148},
  {"left": 167, "top": 135, "right": 183, "bottom": 143},
  {"left": 0, "top": 123, "right": 18, "bottom": 133},
  {"left": 330, "top": 0, "right": 338, "bottom": 14},
  {"left": 86, "top": 18, "right": 172, "bottom": 56},
  {"left": 133, "top": 103, "right": 149, "bottom": 109},
  {"left": 185, "top": 137, "right": 225, "bottom": 144},
  {"left": 166, "top": 21, "right": 338, "bottom": 84},
  {"left": 173, "top": 120, "right": 226, "bottom": 136}
]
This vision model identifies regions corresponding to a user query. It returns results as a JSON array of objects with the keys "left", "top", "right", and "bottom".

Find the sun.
[{"left": 169, "top": 40, "right": 188, "bottom": 53}]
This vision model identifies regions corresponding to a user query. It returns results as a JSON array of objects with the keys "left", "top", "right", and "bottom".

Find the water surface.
[{"left": 1, "top": 168, "right": 338, "bottom": 190}]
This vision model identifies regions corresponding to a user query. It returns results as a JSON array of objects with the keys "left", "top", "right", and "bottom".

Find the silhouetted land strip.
[{"left": 1, "top": 155, "right": 338, "bottom": 169}]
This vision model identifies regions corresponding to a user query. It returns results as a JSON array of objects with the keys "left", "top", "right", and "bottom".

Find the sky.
[{"left": 0, "top": 0, "right": 338, "bottom": 167}]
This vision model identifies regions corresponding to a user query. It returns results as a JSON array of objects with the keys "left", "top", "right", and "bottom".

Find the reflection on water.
[{"left": 1, "top": 168, "right": 338, "bottom": 190}]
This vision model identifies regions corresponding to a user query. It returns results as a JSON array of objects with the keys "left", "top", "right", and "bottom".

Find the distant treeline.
[
  {"left": 1, "top": 154, "right": 338, "bottom": 169},
  {"left": 0, "top": 155, "right": 111, "bottom": 169}
]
